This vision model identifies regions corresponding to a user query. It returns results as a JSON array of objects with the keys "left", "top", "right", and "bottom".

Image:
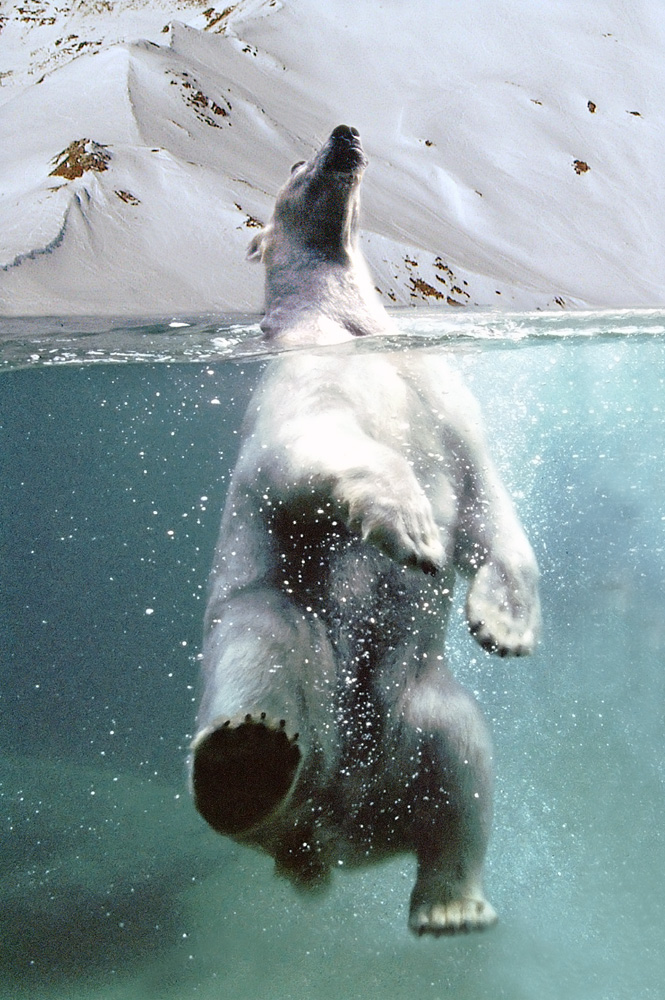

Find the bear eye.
[{"left": 290, "top": 160, "right": 306, "bottom": 173}]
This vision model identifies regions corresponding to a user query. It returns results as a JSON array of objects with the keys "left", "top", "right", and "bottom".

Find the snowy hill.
[{"left": 1, "top": 0, "right": 665, "bottom": 316}]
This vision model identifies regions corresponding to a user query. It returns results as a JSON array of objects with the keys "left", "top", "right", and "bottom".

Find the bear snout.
[
  {"left": 325, "top": 125, "right": 367, "bottom": 173},
  {"left": 331, "top": 124, "right": 361, "bottom": 140}
]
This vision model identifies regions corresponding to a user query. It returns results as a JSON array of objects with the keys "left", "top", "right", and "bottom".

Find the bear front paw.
[
  {"left": 344, "top": 485, "right": 445, "bottom": 574},
  {"left": 466, "top": 559, "right": 541, "bottom": 657}
]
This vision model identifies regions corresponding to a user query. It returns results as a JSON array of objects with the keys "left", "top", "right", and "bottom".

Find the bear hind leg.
[
  {"left": 397, "top": 669, "right": 498, "bottom": 935},
  {"left": 192, "top": 588, "right": 337, "bottom": 840}
]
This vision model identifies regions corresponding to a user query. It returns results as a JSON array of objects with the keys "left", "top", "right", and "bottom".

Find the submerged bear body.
[{"left": 191, "top": 126, "right": 541, "bottom": 935}]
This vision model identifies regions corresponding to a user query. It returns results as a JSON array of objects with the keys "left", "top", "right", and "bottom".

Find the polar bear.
[{"left": 191, "top": 125, "right": 541, "bottom": 936}]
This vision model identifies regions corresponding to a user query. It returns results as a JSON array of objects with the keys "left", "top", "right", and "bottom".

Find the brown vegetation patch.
[
  {"left": 434, "top": 257, "right": 454, "bottom": 280},
  {"left": 16, "top": 2, "right": 55, "bottom": 25},
  {"left": 50, "top": 139, "right": 111, "bottom": 180},
  {"left": 410, "top": 277, "right": 446, "bottom": 301},
  {"left": 115, "top": 190, "right": 140, "bottom": 206},
  {"left": 190, "top": 89, "right": 208, "bottom": 109},
  {"left": 169, "top": 70, "right": 232, "bottom": 127},
  {"left": 234, "top": 204, "right": 263, "bottom": 228},
  {"left": 203, "top": 5, "right": 237, "bottom": 31}
]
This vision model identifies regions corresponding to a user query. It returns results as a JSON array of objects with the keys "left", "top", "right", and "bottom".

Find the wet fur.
[{"left": 191, "top": 127, "right": 541, "bottom": 935}]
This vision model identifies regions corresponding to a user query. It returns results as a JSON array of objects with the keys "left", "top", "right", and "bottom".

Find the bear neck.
[{"left": 261, "top": 250, "right": 393, "bottom": 343}]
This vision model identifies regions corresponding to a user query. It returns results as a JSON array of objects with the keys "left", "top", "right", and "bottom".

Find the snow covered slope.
[{"left": 1, "top": 0, "right": 665, "bottom": 316}]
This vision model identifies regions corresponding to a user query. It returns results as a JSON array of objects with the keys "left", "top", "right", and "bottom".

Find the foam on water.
[{"left": 2, "top": 308, "right": 665, "bottom": 370}]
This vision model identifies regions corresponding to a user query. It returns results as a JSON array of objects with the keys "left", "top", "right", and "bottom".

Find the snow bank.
[{"left": 1, "top": 0, "right": 664, "bottom": 315}]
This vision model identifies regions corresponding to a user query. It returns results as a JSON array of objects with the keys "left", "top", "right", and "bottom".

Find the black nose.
[{"left": 331, "top": 125, "right": 360, "bottom": 140}]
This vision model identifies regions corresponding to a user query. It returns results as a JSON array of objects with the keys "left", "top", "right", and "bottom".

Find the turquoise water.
[{"left": 1, "top": 312, "right": 664, "bottom": 999}]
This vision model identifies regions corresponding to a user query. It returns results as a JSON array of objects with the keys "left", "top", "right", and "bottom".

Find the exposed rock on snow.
[
  {"left": 1, "top": 0, "right": 664, "bottom": 315},
  {"left": 50, "top": 140, "right": 112, "bottom": 180}
]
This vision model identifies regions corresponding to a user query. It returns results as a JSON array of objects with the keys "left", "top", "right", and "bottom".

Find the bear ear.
[{"left": 246, "top": 226, "right": 271, "bottom": 263}]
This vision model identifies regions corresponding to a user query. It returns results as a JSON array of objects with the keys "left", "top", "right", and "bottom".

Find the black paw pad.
[{"left": 192, "top": 717, "right": 301, "bottom": 836}]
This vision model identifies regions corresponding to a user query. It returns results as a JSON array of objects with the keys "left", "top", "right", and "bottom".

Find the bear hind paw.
[
  {"left": 409, "top": 895, "right": 498, "bottom": 937},
  {"left": 191, "top": 714, "right": 301, "bottom": 836}
]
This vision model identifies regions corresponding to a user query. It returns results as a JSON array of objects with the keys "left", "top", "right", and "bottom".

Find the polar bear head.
[
  {"left": 247, "top": 126, "right": 391, "bottom": 342},
  {"left": 247, "top": 125, "right": 368, "bottom": 269}
]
